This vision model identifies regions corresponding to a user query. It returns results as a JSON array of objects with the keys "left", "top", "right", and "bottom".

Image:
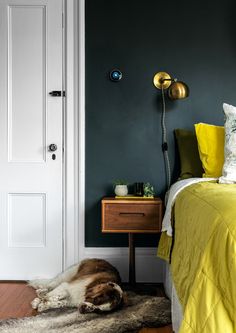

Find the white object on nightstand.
[{"left": 114, "top": 185, "right": 128, "bottom": 196}]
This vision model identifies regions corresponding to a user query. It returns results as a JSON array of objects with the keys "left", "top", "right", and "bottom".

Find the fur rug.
[{"left": 0, "top": 292, "right": 171, "bottom": 333}]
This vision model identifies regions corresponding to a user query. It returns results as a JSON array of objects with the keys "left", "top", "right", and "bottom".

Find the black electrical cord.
[{"left": 161, "top": 85, "right": 171, "bottom": 191}]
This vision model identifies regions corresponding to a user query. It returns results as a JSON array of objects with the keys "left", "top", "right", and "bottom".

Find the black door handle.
[
  {"left": 49, "top": 91, "right": 65, "bottom": 97},
  {"left": 48, "top": 144, "right": 57, "bottom": 152}
]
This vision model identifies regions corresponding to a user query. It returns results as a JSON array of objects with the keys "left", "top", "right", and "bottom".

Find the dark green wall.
[{"left": 85, "top": 0, "right": 236, "bottom": 247}]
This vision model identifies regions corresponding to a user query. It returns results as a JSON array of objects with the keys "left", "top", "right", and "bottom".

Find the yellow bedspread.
[{"left": 158, "top": 181, "right": 236, "bottom": 333}]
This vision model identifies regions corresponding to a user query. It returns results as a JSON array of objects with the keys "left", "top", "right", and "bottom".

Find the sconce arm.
[{"left": 161, "top": 78, "right": 178, "bottom": 83}]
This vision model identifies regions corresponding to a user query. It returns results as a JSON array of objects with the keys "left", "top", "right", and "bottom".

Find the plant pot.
[{"left": 114, "top": 185, "right": 128, "bottom": 196}]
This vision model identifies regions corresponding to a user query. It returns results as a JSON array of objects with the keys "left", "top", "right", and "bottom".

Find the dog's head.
[{"left": 80, "top": 282, "right": 123, "bottom": 313}]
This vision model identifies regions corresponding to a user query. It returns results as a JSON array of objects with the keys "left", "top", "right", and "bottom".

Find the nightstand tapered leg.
[{"left": 129, "top": 233, "right": 136, "bottom": 285}]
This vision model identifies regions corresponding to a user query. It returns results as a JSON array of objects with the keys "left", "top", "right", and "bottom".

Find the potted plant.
[
  {"left": 113, "top": 179, "right": 129, "bottom": 196},
  {"left": 143, "top": 183, "right": 155, "bottom": 197}
]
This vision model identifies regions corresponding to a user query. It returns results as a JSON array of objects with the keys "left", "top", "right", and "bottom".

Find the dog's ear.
[{"left": 106, "top": 282, "right": 123, "bottom": 298}]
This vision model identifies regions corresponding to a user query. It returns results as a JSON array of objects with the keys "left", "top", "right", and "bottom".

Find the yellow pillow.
[{"left": 194, "top": 123, "right": 224, "bottom": 178}]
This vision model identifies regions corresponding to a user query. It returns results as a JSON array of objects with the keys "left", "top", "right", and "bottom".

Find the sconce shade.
[
  {"left": 153, "top": 72, "right": 172, "bottom": 90},
  {"left": 168, "top": 81, "right": 189, "bottom": 100}
]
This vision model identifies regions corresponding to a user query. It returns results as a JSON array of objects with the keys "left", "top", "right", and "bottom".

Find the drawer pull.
[{"left": 119, "top": 212, "right": 145, "bottom": 217}]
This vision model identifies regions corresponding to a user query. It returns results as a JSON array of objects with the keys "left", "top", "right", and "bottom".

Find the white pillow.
[{"left": 219, "top": 103, "right": 236, "bottom": 184}]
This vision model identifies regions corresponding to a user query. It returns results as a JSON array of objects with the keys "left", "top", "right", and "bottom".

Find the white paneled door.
[{"left": 0, "top": 0, "right": 63, "bottom": 279}]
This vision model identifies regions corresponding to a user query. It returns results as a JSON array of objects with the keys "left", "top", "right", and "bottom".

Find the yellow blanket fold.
[{"left": 158, "top": 181, "right": 236, "bottom": 333}]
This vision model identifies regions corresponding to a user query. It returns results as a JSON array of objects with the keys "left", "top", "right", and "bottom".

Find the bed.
[{"left": 158, "top": 178, "right": 236, "bottom": 333}]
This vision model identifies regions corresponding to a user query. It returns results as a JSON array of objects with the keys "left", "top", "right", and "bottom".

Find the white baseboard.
[{"left": 80, "top": 247, "right": 164, "bottom": 283}]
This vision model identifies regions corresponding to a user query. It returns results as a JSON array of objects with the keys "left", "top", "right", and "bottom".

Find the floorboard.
[
  {"left": 0, "top": 282, "right": 37, "bottom": 319},
  {"left": 0, "top": 282, "right": 173, "bottom": 333}
]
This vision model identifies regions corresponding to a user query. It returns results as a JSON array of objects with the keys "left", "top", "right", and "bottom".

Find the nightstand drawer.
[{"left": 102, "top": 200, "right": 162, "bottom": 233}]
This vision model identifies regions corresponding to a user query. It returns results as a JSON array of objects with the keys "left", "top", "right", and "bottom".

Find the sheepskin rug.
[{"left": 0, "top": 292, "right": 171, "bottom": 333}]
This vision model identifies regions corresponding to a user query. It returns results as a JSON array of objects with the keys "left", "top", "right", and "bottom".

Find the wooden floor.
[
  {"left": 0, "top": 281, "right": 37, "bottom": 319},
  {"left": 0, "top": 282, "right": 172, "bottom": 333}
]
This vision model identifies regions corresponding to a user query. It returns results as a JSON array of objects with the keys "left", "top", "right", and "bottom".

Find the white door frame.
[{"left": 64, "top": 0, "right": 85, "bottom": 268}]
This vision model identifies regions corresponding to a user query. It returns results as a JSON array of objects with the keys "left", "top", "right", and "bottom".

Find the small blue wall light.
[{"left": 109, "top": 69, "right": 123, "bottom": 82}]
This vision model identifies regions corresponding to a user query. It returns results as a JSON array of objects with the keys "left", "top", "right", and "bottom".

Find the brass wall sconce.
[
  {"left": 153, "top": 71, "right": 189, "bottom": 100},
  {"left": 153, "top": 71, "right": 189, "bottom": 191}
]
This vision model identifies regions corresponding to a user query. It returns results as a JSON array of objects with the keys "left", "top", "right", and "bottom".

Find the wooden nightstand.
[{"left": 101, "top": 197, "right": 162, "bottom": 285}]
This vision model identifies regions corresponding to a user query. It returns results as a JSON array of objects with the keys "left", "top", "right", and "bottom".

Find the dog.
[{"left": 29, "top": 258, "right": 124, "bottom": 314}]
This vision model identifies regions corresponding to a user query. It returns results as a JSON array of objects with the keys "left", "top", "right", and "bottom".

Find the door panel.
[
  {"left": 0, "top": 0, "right": 63, "bottom": 280},
  {"left": 8, "top": 5, "right": 46, "bottom": 162},
  {"left": 8, "top": 193, "right": 46, "bottom": 248}
]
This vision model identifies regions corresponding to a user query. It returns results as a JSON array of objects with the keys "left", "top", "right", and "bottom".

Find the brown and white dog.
[{"left": 29, "top": 258, "right": 124, "bottom": 314}]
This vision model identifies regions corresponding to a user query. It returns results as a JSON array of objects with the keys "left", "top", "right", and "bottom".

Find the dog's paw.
[
  {"left": 37, "top": 304, "right": 45, "bottom": 312},
  {"left": 36, "top": 288, "right": 48, "bottom": 298},
  {"left": 31, "top": 297, "right": 41, "bottom": 310},
  {"left": 78, "top": 302, "right": 96, "bottom": 314},
  {"left": 37, "top": 301, "right": 50, "bottom": 313}
]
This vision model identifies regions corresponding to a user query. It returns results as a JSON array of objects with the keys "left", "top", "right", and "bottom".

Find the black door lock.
[{"left": 49, "top": 91, "right": 65, "bottom": 97}]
